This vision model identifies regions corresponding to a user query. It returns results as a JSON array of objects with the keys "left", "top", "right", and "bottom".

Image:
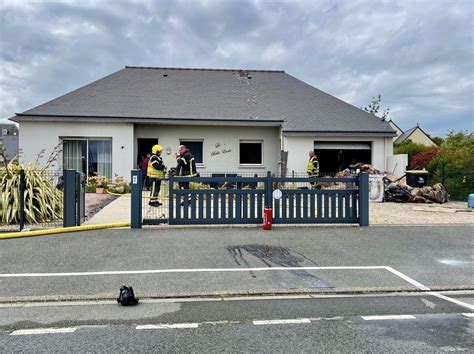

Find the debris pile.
[
  {"left": 349, "top": 163, "right": 381, "bottom": 175},
  {"left": 335, "top": 170, "right": 352, "bottom": 177},
  {"left": 385, "top": 182, "right": 449, "bottom": 204}
]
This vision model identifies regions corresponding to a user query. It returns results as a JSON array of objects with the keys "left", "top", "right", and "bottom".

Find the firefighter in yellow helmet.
[
  {"left": 307, "top": 150, "right": 320, "bottom": 189},
  {"left": 147, "top": 144, "right": 166, "bottom": 207}
]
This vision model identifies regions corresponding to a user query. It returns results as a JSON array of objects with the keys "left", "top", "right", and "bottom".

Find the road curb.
[{"left": 1, "top": 285, "right": 473, "bottom": 304}]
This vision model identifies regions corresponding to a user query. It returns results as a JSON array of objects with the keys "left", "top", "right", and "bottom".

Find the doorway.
[
  {"left": 314, "top": 141, "right": 372, "bottom": 173},
  {"left": 137, "top": 138, "right": 158, "bottom": 166}
]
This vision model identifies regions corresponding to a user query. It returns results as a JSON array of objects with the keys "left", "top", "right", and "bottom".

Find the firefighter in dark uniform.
[
  {"left": 175, "top": 145, "right": 197, "bottom": 191},
  {"left": 307, "top": 150, "right": 320, "bottom": 189},
  {"left": 147, "top": 144, "right": 166, "bottom": 207}
]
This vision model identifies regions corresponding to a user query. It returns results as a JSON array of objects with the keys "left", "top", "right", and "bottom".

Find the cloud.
[{"left": 0, "top": 0, "right": 472, "bottom": 136}]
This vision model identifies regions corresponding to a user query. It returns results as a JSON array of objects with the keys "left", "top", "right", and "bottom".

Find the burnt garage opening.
[{"left": 314, "top": 142, "right": 372, "bottom": 173}]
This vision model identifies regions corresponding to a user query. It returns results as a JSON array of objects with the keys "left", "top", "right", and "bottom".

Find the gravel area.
[
  {"left": 85, "top": 193, "right": 117, "bottom": 221},
  {"left": 370, "top": 201, "right": 474, "bottom": 225}
]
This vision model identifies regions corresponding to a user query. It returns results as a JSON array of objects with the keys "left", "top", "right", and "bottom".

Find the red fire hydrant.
[{"left": 263, "top": 207, "right": 273, "bottom": 230}]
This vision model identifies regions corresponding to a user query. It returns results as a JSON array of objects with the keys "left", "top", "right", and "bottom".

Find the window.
[
  {"left": 180, "top": 140, "right": 203, "bottom": 164},
  {"left": 239, "top": 140, "right": 263, "bottom": 165},
  {"left": 63, "top": 139, "right": 112, "bottom": 179}
]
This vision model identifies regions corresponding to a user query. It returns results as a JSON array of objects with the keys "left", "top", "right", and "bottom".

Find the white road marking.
[
  {"left": 361, "top": 315, "right": 416, "bottom": 321},
  {"left": 462, "top": 313, "right": 474, "bottom": 318},
  {"left": 253, "top": 319, "right": 311, "bottom": 325},
  {"left": 429, "top": 292, "right": 474, "bottom": 311},
  {"left": 383, "top": 266, "right": 431, "bottom": 291},
  {"left": 0, "top": 266, "right": 388, "bottom": 278},
  {"left": 136, "top": 323, "right": 199, "bottom": 329},
  {"left": 11, "top": 327, "right": 77, "bottom": 335},
  {"left": 421, "top": 298, "right": 437, "bottom": 309}
]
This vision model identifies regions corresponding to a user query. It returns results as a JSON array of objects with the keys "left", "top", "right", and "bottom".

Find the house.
[
  {"left": 394, "top": 124, "right": 437, "bottom": 147},
  {"left": 0, "top": 124, "right": 19, "bottom": 163},
  {"left": 388, "top": 120, "right": 403, "bottom": 139},
  {"left": 389, "top": 119, "right": 436, "bottom": 147},
  {"left": 10, "top": 66, "right": 396, "bottom": 179}
]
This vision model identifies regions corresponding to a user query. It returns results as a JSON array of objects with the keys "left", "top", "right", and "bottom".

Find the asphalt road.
[
  {"left": 1, "top": 224, "right": 473, "bottom": 352},
  {"left": 0, "top": 225, "right": 472, "bottom": 299},
  {"left": 1, "top": 293, "right": 473, "bottom": 352}
]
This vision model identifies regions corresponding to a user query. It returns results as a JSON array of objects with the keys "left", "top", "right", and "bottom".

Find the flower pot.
[{"left": 96, "top": 187, "right": 104, "bottom": 194}]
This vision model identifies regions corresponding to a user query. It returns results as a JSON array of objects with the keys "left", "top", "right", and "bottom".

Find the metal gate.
[
  {"left": 271, "top": 175, "right": 361, "bottom": 224},
  {"left": 131, "top": 171, "right": 369, "bottom": 227},
  {"left": 168, "top": 174, "right": 267, "bottom": 225}
]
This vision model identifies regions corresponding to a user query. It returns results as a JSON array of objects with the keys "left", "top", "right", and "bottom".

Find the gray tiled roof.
[
  {"left": 394, "top": 126, "right": 417, "bottom": 144},
  {"left": 15, "top": 66, "right": 395, "bottom": 135}
]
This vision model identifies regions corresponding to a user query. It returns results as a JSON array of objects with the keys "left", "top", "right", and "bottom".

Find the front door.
[{"left": 137, "top": 138, "right": 158, "bottom": 166}]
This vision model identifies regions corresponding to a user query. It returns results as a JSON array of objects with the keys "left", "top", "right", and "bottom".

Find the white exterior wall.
[
  {"left": 19, "top": 121, "right": 134, "bottom": 179},
  {"left": 283, "top": 135, "right": 393, "bottom": 173},
  {"left": 134, "top": 124, "right": 280, "bottom": 173},
  {"left": 387, "top": 154, "right": 408, "bottom": 177},
  {"left": 18, "top": 119, "right": 393, "bottom": 179}
]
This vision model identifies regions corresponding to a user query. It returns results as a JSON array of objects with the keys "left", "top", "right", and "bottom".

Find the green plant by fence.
[{"left": 1, "top": 165, "right": 63, "bottom": 231}]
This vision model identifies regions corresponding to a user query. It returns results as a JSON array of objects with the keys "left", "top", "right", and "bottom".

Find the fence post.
[
  {"left": 265, "top": 171, "right": 272, "bottom": 208},
  {"left": 75, "top": 172, "right": 85, "bottom": 226},
  {"left": 358, "top": 172, "right": 369, "bottom": 227},
  {"left": 19, "top": 169, "right": 25, "bottom": 231},
  {"left": 63, "top": 169, "right": 77, "bottom": 227},
  {"left": 131, "top": 169, "right": 142, "bottom": 229},
  {"left": 169, "top": 175, "right": 174, "bottom": 224}
]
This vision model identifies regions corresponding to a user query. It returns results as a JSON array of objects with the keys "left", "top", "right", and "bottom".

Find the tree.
[
  {"left": 431, "top": 136, "right": 444, "bottom": 146},
  {"left": 362, "top": 94, "right": 390, "bottom": 121},
  {"left": 426, "top": 131, "right": 474, "bottom": 200}
]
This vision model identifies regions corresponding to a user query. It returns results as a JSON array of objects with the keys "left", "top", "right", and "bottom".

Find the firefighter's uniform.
[
  {"left": 176, "top": 150, "right": 197, "bottom": 190},
  {"left": 307, "top": 155, "right": 320, "bottom": 188},
  {"left": 147, "top": 145, "right": 166, "bottom": 206}
]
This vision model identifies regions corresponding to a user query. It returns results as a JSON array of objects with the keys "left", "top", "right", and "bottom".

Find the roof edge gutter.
[
  {"left": 283, "top": 130, "right": 397, "bottom": 137},
  {"left": 12, "top": 114, "right": 284, "bottom": 126}
]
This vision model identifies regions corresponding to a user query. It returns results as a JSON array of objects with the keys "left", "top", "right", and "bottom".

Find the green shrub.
[
  {"left": 394, "top": 140, "right": 431, "bottom": 157},
  {"left": 427, "top": 131, "right": 474, "bottom": 201},
  {"left": 85, "top": 184, "right": 96, "bottom": 193},
  {"left": 106, "top": 176, "right": 132, "bottom": 194}
]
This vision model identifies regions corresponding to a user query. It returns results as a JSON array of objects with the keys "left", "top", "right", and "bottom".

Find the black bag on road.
[{"left": 117, "top": 285, "right": 139, "bottom": 306}]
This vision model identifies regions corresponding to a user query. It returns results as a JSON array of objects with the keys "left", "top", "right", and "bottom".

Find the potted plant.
[
  {"left": 87, "top": 175, "right": 108, "bottom": 194},
  {"left": 95, "top": 175, "right": 108, "bottom": 194}
]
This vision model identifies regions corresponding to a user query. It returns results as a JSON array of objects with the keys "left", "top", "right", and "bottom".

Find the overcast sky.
[{"left": 0, "top": 0, "right": 472, "bottom": 136}]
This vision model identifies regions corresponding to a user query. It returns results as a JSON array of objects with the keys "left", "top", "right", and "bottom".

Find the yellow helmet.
[{"left": 152, "top": 144, "right": 163, "bottom": 154}]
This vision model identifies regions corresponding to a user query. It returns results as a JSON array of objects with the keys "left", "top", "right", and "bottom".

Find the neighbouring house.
[
  {"left": 0, "top": 123, "right": 19, "bottom": 163},
  {"left": 10, "top": 66, "right": 396, "bottom": 179},
  {"left": 388, "top": 120, "right": 403, "bottom": 139},
  {"left": 389, "top": 120, "right": 437, "bottom": 147}
]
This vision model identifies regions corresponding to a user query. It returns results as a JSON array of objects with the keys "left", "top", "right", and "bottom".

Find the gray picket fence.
[{"left": 131, "top": 171, "right": 369, "bottom": 227}]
